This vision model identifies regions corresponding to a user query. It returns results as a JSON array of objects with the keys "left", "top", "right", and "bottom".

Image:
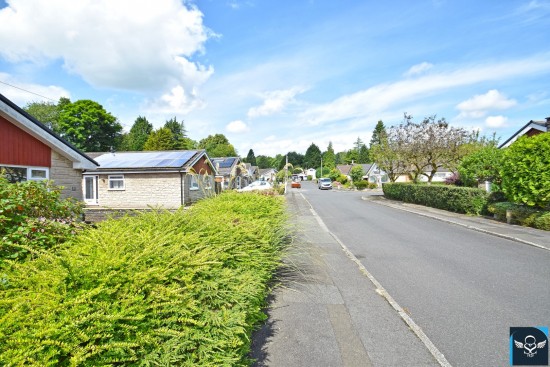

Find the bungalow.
[
  {"left": 211, "top": 157, "right": 250, "bottom": 189},
  {"left": 0, "top": 93, "right": 98, "bottom": 199},
  {"left": 499, "top": 117, "right": 550, "bottom": 148},
  {"left": 305, "top": 168, "right": 317, "bottom": 179},
  {"left": 82, "top": 150, "right": 215, "bottom": 209},
  {"left": 259, "top": 168, "right": 277, "bottom": 182}
]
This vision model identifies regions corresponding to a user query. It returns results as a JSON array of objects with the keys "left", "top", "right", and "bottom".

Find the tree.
[
  {"left": 164, "top": 117, "right": 193, "bottom": 149},
  {"left": 370, "top": 127, "right": 408, "bottom": 182},
  {"left": 323, "top": 142, "right": 336, "bottom": 169},
  {"left": 198, "top": 134, "right": 237, "bottom": 157},
  {"left": 500, "top": 133, "right": 550, "bottom": 208},
  {"left": 350, "top": 165, "right": 364, "bottom": 182},
  {"left": 256, "top": 155, "right": 273, "bottom": 169},
  {"left": 370, "top": 120, "right": 386, "bottom": 147},
  {"left": 24, "top": 100, "right": 60, "bottom": 131},
  {"left": 244, "top": 149, "right": 257, "bottom": 166},
  {"left": 121, "top": 116, "right": 153, "bottom": 151},
  {"left": 57, "top": 100, "right": 123, "bottom": 152},
  {"left": 143, "top": 127, "right": 178, "bottom": 151},
  {"left": 286, "top": 151, "right": 304, "bottom": 168},
  {"left": 303, "top": 143, "right": 321, "bottom": 169},
  {"left": 458, "top": 144, "right": 503, "bottom": 188},
  {"left": 358, "top": 144, "right": 370, "bottom": 163}
]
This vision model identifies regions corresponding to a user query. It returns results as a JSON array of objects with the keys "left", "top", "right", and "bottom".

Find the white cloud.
[
  {"left": 0, "top": 73, "right": 70, "bottom": 105},
  {"left": 247, "top": 86, "right": 307, "bottom": 118},
  {"left": 0, "top": 0, "right": 213, "bottom": 111},
  {"left": 485, "top": 115, "right": 508, "bottom": 128},
  {"left": 300, "top": 55, "right": 550, "bottom": 126},
  {"left": 143, "top": 85, "right": 205, "bottom": 116},
  {"left": 456, "top": 89, "right": 516, "bottom": 118},
  {"left": 226, "top": 120, "right": 249, "bottom": 133},
  {"left": 404, "top": 62, "right": 434, "bottom": 77}
]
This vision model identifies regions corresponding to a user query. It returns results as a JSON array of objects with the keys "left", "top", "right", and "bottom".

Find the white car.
[
  {"left": 237, "top": 180, "right": 273, "bottom": 192},
  {"left": 318, "top": 177, "right": 333, "bottom": 190}
]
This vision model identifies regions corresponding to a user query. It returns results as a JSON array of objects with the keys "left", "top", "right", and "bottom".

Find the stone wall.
[
  {"left": 50, "top": 150, "right": 83, "bottom": 200},
  {"left": 184, "top": 174, "right": 215, "bottom": 205},
  {"left": 95, "top": 172, "right": 182, "bottom": 209}
]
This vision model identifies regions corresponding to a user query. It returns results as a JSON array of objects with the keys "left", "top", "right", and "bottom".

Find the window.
[
  {"left": 203, "top": 175, "right": 213, "bottom": 189},
  {"left": 190, "top": 175, "right": 199, "bottom": 190},
  {"left": 1, "top": 166, "right": 48, "bottom": 183},
  {"left": 108, "top": 175, "right": 125, "bottom": 190}
]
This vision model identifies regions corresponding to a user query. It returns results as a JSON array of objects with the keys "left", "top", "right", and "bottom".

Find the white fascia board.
[
  {"left": 0, "top": 100, "right": 97, "bottom": 170},
  {"left": 500, "top": 123, "right": 547, "bottom": 148}
]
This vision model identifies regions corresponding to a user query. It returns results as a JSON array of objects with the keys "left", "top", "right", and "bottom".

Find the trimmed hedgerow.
[
  {"left": 0, "top": 191, "right": 287, "bottom": 366},
  {"left": 0, "top": 176, "right": 84, "bottom": 263},
  {"left": 382, "top": 182, "right": 489, "bottom": 215}
]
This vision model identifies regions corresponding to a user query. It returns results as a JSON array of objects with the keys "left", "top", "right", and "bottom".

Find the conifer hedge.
[{"left": 0, "top": 192, "right": 287, "bottom": 366}]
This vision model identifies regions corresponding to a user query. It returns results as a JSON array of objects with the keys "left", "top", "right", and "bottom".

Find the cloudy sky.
[{"left": 1, "top": 0, "right": 549, "bottom": 156}]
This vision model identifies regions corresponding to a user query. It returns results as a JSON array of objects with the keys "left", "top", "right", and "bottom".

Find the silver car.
[{"left": 318, "top": 177, "right": 332, "bottom": 190}]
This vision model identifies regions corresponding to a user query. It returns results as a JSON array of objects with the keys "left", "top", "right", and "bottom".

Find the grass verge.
[{"left": 0, "top": 191, "right": 287, "bottom": 366}]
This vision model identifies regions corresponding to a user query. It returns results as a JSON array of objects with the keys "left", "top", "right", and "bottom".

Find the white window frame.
[
  {"left": 108, "top": 175, "right": 125, "bottom": 190},
  {"left": 189, "top": 175, "right": 199, "bottom": 191},
  {"left": 203, "top": 175, "right": 212, "bottom": 190},
  {"left": 1, "top": 165, "right": 49, "bottom": 182}
]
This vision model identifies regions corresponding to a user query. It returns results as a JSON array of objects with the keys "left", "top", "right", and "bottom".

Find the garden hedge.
[
  {"left": 487, "top": 202, "right": 550, "bottom": 231},
  {"left": 0, "top": 192, "right": 287, "bottom": 366},
  {"left": 382, "top": 182, "right": 488, "bottom": 215}
]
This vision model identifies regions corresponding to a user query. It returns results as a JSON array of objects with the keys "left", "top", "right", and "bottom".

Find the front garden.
[{"left": 0, "top": 177, "right": 288, "bottom": 366}]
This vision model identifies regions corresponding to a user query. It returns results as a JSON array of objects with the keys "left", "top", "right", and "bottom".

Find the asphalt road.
[{"left": 298, "top": 180, "right": 550, "bottom": 367}]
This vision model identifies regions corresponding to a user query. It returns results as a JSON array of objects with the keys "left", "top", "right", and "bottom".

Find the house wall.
[
  {"left": 0, "top": 116, "right": 51, "bottom": 167},
  {"left": 183, "top": 173, "right": 215, "bottom": 205},
  {"left": 51, "top": 150, "right": 83, "bottom": 200},
  {"left": 95, "top": 173, "right": 182, "bottom": 209}
]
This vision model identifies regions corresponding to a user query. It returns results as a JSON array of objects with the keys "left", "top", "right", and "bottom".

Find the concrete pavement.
[{"left": 251, "top": 191, "right": 442, "bottom": 367}]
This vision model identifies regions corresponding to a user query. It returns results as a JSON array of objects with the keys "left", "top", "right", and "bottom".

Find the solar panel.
[{"left": 94, "top": 151, "right": 198, "bottom": 169}]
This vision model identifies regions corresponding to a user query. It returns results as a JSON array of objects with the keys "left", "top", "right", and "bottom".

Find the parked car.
[
  {"left": 237, "top": 180, "right": 273, "bottom": 192},
  {"left": 318, "top": 177, "right": 332, "bottom": 190},
  {"left": 291, "top": 176, "right": 301, "bottom": 188}
]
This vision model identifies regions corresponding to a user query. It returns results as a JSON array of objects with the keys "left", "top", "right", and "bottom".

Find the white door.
[{"left": 84, "top": 176, "right": 98, "bottom": 204}]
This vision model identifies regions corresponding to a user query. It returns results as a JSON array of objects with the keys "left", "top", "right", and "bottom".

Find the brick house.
[
  {"left": 82, "top": 150, "right": 216, "bottom": 209},
  {"left": 0, "top": 93, "right": 98, "bottom": 199},
  {"left": 499, "top": 117, "right": 550, "bottom": 148}
]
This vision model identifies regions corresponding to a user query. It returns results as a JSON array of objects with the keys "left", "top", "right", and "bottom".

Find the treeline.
[{"left": 23, "top": 98, "right": 237, "bottom": 157}]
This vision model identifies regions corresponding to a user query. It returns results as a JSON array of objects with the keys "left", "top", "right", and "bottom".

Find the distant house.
[
  {"left": 418, "top": 167, "right": 453, "bottom": 182},
  {"left": 259, "top": 168, "right": 277, "bottom": 182},
  {"left": 211, "top": 157, "right": 251, "bottom": 189},
  {"left": 244, "top": 163, "right": 260, "bottom": 181},
  {"left": 499, "top": 117, "right": 550, "bottom": 148},
  {"left": 0, "top": 93, "right": 98, "bottom": 199},
  {"left": 305, "top": 168, "right": 317, "bottom": 179},
  {"left": 82, "top": 150, "right": 215, "bottom": 208},
  {"left": 337, "top": 163, "right": 389, "bottom": 186}
]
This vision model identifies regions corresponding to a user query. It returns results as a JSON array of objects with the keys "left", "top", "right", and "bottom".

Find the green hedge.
[
  {"left": 487, "top": 202, "right": 550, "bottom": 231},
  {"left": 0, "top": 192, "right": 287, "bottom": 366},
  {"left": 382, "top": 183, "right": 489, "bottom": 215}
]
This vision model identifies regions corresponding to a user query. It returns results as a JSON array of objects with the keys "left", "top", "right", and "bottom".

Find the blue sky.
[{"left": 1, "top": 0, "right": 549, "bottom": 156}]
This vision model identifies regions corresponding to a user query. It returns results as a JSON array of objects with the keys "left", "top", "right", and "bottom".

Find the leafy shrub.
[
  {"left": 338, "top": 175, "right": 348, "bottom": 185},
  {"left": 368, "top": 182, "right": 378, "bottom": 189},
  {"left": 328, "top": 168, "right": 341, "bottom": 182},
  {"left": 307, "top": 175, "right": 313, "bottom": 181},
  {"left": 383, "top": 182, "right": 488, "bottom": 215},
  {"left": 443, "top": 172, "right": 462, "bottom": 186},
  {"left": 458, "top": 145, "right": 503, "bottom": 188},
  {"left": 350, "top": 165, "right": 364, "bottom": 183},
  {"left": 501, "top": 133, "right": 550, "bottom": 208},
  {"left": 354, "top": 180, "right": 368, "bottom": 190},
  {"left": 0, "top": 176, "right": 84, "bottom": 262},
  {"left": 534, "top": 212, "right": 550, "bottom": 231},
  {"left": 487, "top": 201, "right": 549, "bottom": 230},
  {"left": 0, "top": 192, "right": 287, "bottom": 366}
]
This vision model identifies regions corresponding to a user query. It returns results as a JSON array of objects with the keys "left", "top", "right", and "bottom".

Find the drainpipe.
[{"left": 180, "top": 171, "right": 184, "bottom": 206}]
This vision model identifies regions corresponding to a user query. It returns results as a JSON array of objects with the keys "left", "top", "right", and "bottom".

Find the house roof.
[
  {"left": 0, "top": 93, "right": 98, "bottom": 169},
  {"left": 259, "top": 168, "right": 277, "bottom": 175},
  {"left": 84, "top": 150, "right": 210, "bottom": 173},
  {"left": 499, "top": 118, "right": 550, "bottom": 148},
  {"left": 211, "top": 157, "right": 240, "bottom": 175},
  {"left": 336, "top": 164, "right": 353, "bottom": 175}
]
